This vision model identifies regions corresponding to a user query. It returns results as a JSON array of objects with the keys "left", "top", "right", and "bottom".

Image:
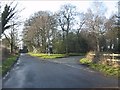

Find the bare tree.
[
  {"left": 57, "top": 4, "right": 76, "bottom": 54},
  {"left": 1, "top": 2, "right": 23, "bottom": 54},
  {"left": 84, "top": 1, "right": 107, "bottom": 52},
  {"left": 3, "top": 21, "right": 19, "bottom": 53},
  {"left": 75, "top": 12, "right": 86, "bottom": 52},
  {"left": 23, "top": 11, "right": 57, "bottom": 53},
  {"left": 1, "top": 3, "right": 18, "bottom": 36}
]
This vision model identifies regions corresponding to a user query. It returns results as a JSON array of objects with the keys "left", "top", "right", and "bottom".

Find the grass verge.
[
  {"left": 28, "top": 52, "right": 85, "bottom": 59},
  {"left": 0, "top": 66, "right": 1, "bottom": 75},
  {"left": 28, "top": 53, "right": 67, "bottom": 59},
  {"left": 80, "top": 58, "right": 120, "bottom": 77},
  {"left": 2, "top": 54, "right": 18, "bottom": 76},
  {"left": 68, "top": 53, "right": 86, "bottom": 56}
]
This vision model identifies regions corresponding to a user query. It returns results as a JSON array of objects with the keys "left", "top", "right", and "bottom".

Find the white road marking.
[
  {"left": 3, "top": 72, "right": 9, "bottom": 80},
  {"left": 64, "top": 63, "right": 95, "bottom": 73},
  {"left": 47, "top": 60, "right": 95, "bottom": 73}
]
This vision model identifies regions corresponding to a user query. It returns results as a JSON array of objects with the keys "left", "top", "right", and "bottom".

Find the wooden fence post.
[
  {"left": 112, "top": 53, "right": 114, "bottom": 60},
  {"left": 112, "top": 53, "right": 115, "bottom": 64}
]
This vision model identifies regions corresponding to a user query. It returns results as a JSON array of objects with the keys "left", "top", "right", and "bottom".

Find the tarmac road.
[{"left": 2, "top": 53, "right": 118, "bottom": 88}]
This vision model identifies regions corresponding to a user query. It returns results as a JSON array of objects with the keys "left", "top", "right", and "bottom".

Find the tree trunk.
[
  {"left": 10, "top": 42, "right": 13, "bottom": 54},
  {"left": 96, "top": 36, "right": 100, "bottom": 52},
  {"left": 32, "top": 46, "right": 38, "bottom": 53},
  {"left": 66, "top": 31, "right": 69, "bottom": 54},
  {"left": 97, "top": 43, "right": 100, "bottom": 52},
  {"left": 118, "top": 27, "right": 120, "bottom": 53}
]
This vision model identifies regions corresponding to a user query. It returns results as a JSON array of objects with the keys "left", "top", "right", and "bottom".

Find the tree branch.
[{"left": 3, "top": 33, "right": 11, "bottom": 44}]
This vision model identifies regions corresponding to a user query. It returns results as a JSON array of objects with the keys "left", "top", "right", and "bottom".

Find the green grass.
[
  {"left": 80, "top": 58, "right": 92, "bottom": 64},
  {"left": 28, "top": 52, "right": 67, "bottom": 59},
  {"left": 0, "top": 53, "right": 1, "bottom": 75},
  {"left": 80, "top": 58, "right": 120, "bottom": 77},
  {"left": 2, "top": 55, "right": 18, "bottom": 76},
  {"left": 68, "top": 53, "right": 86, "bottom": 56},
  {"left": 28, "top": 52, "right": 85, "bottom": 59},
  {"left": 0, "top": 60, "right": 1, "bottom": 75}
]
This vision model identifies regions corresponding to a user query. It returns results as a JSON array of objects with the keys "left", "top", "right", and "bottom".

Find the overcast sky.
[
  {"left": 2, "top": 0, "right": 118, "bottom": 20},
  {"left": 1, "top": 0, "right": 119, "bottom": 46}
]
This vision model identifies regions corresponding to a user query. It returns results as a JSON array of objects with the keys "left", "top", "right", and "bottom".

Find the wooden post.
[
  {"left": 112, "top": 53, "right": 114, "bottom": 60},
  {"left": 112, "top": 53, "right": 115, "bottom": 64}
]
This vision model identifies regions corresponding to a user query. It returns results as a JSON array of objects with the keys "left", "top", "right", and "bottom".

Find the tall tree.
[
  {"left": 23, "top": 11, "right": 57, "bottom": 53},
  {"left": 3, "top": 21, "right": 19, "bottom": 53},
  {"left": 75, "top": 12, "right": 86, "bottom": 52},
  {"left": 0, "top": 2, "right": 1, "bottom": 35},
  {"left": 84, "top": 1, "right": 107, "bottom": 52},
  {"left": 117, "top": 1, "right": 120, "bottom": 53},
  {"left": 57, "top": 4, "right": 76, "bottom": 54},
  {"left": 1, "top": 3, "right": 17, "bottom": 36},
  {"left": 1, "top": 2, "right": 23, "bottom": 54}
]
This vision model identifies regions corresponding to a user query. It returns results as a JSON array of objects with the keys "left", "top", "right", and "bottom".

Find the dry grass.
[
  {"left": 86, "top": 51, "right": 120, "bottom": 68},
  {"left": 80, "top": 58, "right": 120, "bottom": 77}
]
